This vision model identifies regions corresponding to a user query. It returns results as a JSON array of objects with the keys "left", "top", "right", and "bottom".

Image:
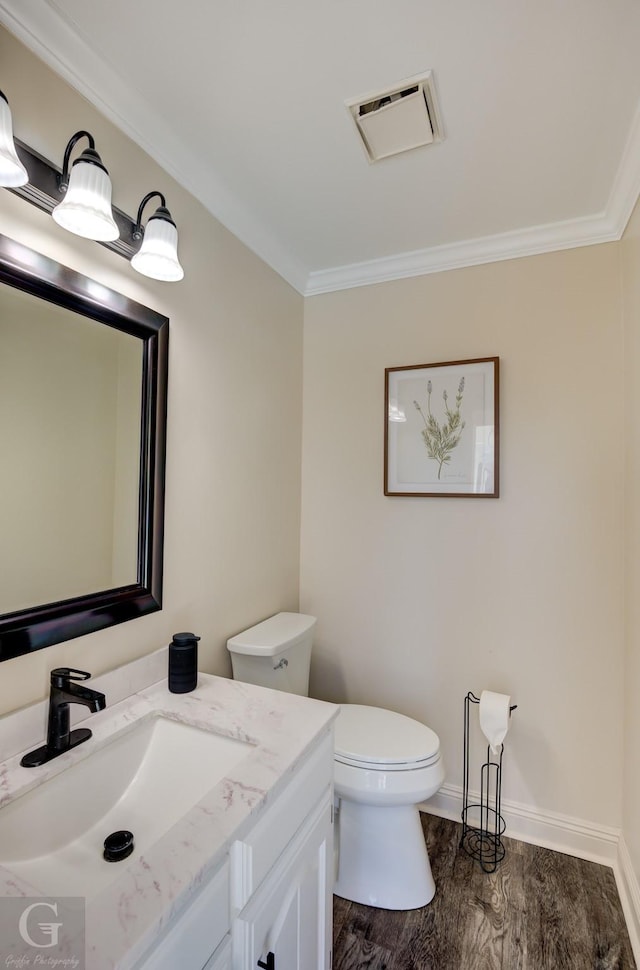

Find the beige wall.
[
  {"left": 301, "top": 246, "right": 625, "bottom": 825},
  {"left": 622, "top": 197, "right": 640, "bottom": 877},
  {"left": 0, "top": 27, "right": 304, "bottom": 713}
]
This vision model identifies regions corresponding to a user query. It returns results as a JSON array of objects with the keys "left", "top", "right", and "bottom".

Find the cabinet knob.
[{"left": 257, "top": 954, "right": 275, "bottom": 970}]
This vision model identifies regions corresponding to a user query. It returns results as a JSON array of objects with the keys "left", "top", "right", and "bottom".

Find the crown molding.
[
  {"left": 2, "top": 0, "right": 640, "bottom": 298},
  {"left": 0, "top": 0, "right": 308, "bottom": 294},
  {"left": 303, "top": 211, "right": 621, "bottom": 295},
  {"left": 605, "top": 98, "right": 640, "bottom": 239}
]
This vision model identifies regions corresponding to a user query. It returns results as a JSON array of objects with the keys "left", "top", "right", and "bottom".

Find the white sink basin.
[{"left": 0, "top": 715, "right": 253, "bottom": 898}]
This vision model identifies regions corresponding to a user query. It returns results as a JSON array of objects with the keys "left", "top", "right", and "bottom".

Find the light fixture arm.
[
  {"left": 59, "top": 131, "right": 107, "bottom": 193},
  {"left": 133, "top": 191, "right": 176, "bottom": 241}
]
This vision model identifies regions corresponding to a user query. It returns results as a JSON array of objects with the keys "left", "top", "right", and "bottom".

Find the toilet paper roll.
[{"left": 479, "top": 690, "right": 511, "bottom": 755}]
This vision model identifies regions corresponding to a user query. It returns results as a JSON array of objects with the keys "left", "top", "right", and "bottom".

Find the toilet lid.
[{"left": 334, "top": 704, "right": 440, "bottom": 770}]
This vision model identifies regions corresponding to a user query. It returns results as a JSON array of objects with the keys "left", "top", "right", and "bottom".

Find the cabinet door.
[{"left": 233, "top": 793, "right": 333, "bottom": 970}]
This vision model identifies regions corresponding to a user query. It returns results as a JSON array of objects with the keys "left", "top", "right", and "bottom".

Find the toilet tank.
[{"left": 226, "top": 612, "right": 316, "bottom": 696}]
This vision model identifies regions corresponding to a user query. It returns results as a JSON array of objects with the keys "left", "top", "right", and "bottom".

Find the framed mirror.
[{"left": 0, "top": 233, "right": 168, "bottom": 662}]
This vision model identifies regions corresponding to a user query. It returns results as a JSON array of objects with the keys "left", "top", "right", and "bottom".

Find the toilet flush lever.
[{"left": 273, "top": 658, "right": 288, "bottom": 671}]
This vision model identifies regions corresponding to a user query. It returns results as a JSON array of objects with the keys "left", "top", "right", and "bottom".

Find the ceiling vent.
[{"left": 346, "top": 71, "right": 443, "bottom": 163}]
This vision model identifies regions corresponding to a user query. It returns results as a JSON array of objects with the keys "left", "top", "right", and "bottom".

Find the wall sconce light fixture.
[
  {"left": 0, "top": 89, "right": 184, "bottom": 281},
  {"left": 0, "top": 90, "right": 28, "bottom": 187},
  {"left": 131, "top": 191, "right": 184, "bottom": 281},
  {"left": 52, "top": 131, "right": 119, "bottom": 241}
]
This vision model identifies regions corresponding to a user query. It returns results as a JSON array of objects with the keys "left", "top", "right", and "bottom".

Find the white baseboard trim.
[
  {"left": 420, "top": 783, "right": 619, "bottom": 866},
  {"left": 614, "top": 836, "right": 640, "bottom": 966}
]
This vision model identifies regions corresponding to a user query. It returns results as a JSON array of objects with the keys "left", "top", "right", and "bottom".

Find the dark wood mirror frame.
[{"left": 0, "top": 233, "right": 168, "bottom": 662}]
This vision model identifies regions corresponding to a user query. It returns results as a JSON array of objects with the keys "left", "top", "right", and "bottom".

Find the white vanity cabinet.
[{"left": 135, "top": 730, "right": 334, "bottom": 970}]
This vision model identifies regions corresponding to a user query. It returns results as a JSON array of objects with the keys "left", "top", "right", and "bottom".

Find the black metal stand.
[{"left": 460, "top": 691, "right": 516, "bottom": 873}]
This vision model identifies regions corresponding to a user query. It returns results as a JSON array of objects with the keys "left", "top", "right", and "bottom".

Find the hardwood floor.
[{"left": 332, "top": 813, "right": 636, "bottom": 970}]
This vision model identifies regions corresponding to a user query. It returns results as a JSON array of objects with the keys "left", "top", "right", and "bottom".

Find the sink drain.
[{"left": 103, "top": 830, "right": 134, "bottom": 863}]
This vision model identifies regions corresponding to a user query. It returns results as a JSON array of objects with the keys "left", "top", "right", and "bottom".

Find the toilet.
[{"left": 227, "top": 612, "right": 445, "bottom": 910}]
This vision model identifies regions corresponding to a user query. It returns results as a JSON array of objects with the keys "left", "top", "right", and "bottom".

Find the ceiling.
[{"left": 2, "top": 0, "right": 640, "bottom": 295}]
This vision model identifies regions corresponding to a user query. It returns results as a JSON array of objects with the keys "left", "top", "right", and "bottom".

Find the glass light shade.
[
  {"left": 0, "top": 94, "right": 28, "bottom": 187},
  {"left": 52, "top": 159, "right": 119, "bottom": 241},
  {"left": 131, "top": 215, "right": 184, "bottom": 282}
]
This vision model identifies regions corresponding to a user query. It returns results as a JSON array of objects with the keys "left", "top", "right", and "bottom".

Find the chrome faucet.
[{"left": 20, "top": 668, "right": 106, "bottom": 767}]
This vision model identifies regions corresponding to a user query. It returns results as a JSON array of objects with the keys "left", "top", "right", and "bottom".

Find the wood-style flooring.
[{"left": 332, "top": 813, "right": 636, "bottom": 970}]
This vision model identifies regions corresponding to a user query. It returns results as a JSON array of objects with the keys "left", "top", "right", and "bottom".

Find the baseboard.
[
  {"left": 420, "top": 783, "right": 619, "bottom": 866},
  {"left": 614, "top": 835, "right": 640, "bottom": 965}
]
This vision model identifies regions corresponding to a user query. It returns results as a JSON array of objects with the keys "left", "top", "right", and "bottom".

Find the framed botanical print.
[{"left": 385, "top": 357, "right": 499, "bottom": 497}]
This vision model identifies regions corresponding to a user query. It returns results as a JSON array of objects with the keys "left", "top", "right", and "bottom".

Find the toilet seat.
[
  {"left": 334, "top": 704, "right": 440, "bottom": 771},
  {"left": 335, "top": 751, "right": 440, "bottom": 771}
]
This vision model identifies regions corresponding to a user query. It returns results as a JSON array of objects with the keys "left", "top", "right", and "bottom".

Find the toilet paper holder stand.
[{"left": 460, "top": 691, "right": 517, "bottom": 873}]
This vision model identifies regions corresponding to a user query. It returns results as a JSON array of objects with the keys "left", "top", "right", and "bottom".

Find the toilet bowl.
[{"left": 227, "top": 613, "right": 444, "bottom": 910}]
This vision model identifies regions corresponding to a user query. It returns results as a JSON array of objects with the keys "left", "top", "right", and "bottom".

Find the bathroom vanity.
[{"left": 0, "top": 656, "right": 337, "bottom": 969}]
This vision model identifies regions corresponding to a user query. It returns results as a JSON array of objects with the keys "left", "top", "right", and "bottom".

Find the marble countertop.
[{"left": 0, "top": 669, "right": 338, "bottom": 968}]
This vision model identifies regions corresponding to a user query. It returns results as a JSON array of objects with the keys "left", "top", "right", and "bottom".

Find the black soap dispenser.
[{"left": 168, "top": 632, "right": 200, "bottom": 693}]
